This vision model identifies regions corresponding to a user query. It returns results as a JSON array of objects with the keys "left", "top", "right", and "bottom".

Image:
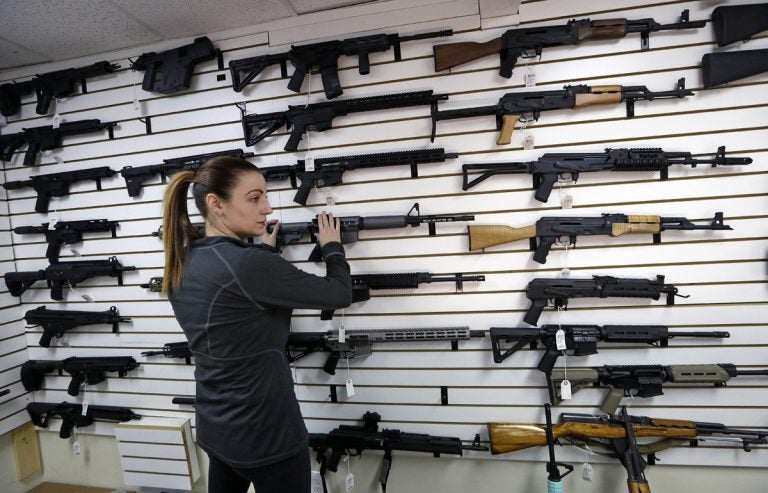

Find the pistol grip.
[
  {"left": 323, "top": 353, "right": 340, "bottom": 375},
  {"left": 24, "top": 143, "right": 41, "bottom": 166},
  {"left": 67, "top": 376, "right": 82, "bottom": 396},
  {"left": 287, "top": 65, "right": 308, "bottom": 93},
  {"left": 497, "top": 114, "right": 519, "bottom": 145},
  {"left": 293, "top": 183, "right": 312, "bottom": 206},
  {"left": 50, "top": 281, "right": 64, "bottom": 301},
  {"left": 534, "top": 174, "right": 557, "bottom": 203},
  {"left": 523, "top": 299, "right": 546, "bottom": 326},
  {"left": 284, "top": 126, "right": 305, "bottom": 152},
  {"left": 599, "top": 387, "right": 624, "bottom": 415},
  {"left": 36, "top": 91, "right": 54, "bottom": 115},
  {"left": 307, "top": 244, "right": 323, "bottom": 262},
  {"left": 34, "top": 193, "right": 52, "bottom": 213},
  {"left": 532, "top": 237, "right": 556, "bottom": 264}
]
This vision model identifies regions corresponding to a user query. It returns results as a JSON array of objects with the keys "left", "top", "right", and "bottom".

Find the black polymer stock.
[
  {"left": 321, "top": 272, "right": 486, "bottom": 320},
  {"left": 23, "top": 305, "right": 130, "bottom": 348},
  {"left": 230, "top": 28, "right": 452, "bottom": 99},
  {"left": 461, "top": 146, "right": 753, "bottom": 202},
  {"left": 131, "top": 37, "right": 219, "bottom": 94},
  {"left": 273, "top": 203, "right": 474, "bottom": 261},
  {"left": 524, "top": 275, "right": 685, "bottom": 326},
  {"left": 27, "top": 402, "right": 140, "bottom": 439},
  {"left": 120, "top": 148, "right": 255, "bottom": 197},
  {"left": 489, "top": 325, "right": 731, "bottom": 371},
  {"left": 240, "top": 89, "right": 448, "bottom": 152},
  {"left": 21, "top": 356, "right": 140, "bottom": 396},
  {"left": 2, "top": 166, "right": 116, "bottom": 213},
  {"left": 13, "top": 219, "right": 119, "bottom": 262},
  {"left": 260, "top": 147, "right": 458, "bottom": 206}
]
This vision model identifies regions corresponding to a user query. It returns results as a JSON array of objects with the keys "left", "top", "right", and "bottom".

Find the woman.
[{"left": 161, "top": 156, "right": 353, "bottom": 493}]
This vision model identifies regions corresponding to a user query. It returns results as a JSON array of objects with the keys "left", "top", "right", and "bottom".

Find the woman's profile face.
[{"left": 218, "top": 171, "right": 273, "bottom": 238}]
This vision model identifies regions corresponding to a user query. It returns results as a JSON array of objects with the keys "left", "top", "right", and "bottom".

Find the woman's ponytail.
[{"left": 161, "top": 170, "right": 201, "bottom": 295}]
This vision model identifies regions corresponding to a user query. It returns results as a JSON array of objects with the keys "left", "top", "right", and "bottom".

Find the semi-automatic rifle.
[
  {"left": 27, "top": 401, "right": 140, "bottom": 438},
  {"left": 21, "top": 356, "right": 140, "bottom": 396},
  {"left": 711, "top": 3, "right": 768, "bottom": 46},
  {"left": 13, "top": 219, "right": 119, "bottom": 262},
  {"left": 461, "top": 146, "right": 752, "bottom": 202},
  {"left": 2, "top": 166, "right": 116, "bottom": 213},
  {"left": 131, "top": 37, "right": 219, "bottom": 94},
  {"left": 23, "top": 305, "right": 130, "bottom": 347}
]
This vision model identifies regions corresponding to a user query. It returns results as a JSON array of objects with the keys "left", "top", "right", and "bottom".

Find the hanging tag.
[
  {"left": 310, "top": 471, "right": 323, "bottom": 493},
  {"left": 560, "top": 194, "right": 573, "bottom": 209},
  {"left": 305, "top": 156, "right": 315, "bottom": 172},
  {"left": 81, "top": 293, "right": 94, "bottom": 302},
  {"left": 522, "top": 134, "right": 534, "bottom": 150},
  {"left": 53, "top": 155, "right": 64, "bottom": 164},
  {"left": 525, "top": 68, "right": 536, "bottom": 87},
  {"left": 560, "top": 267, "right": 571, "bottom": 278},
  {"left": 81, "top": 400, "right": 89, "bottom": 416},
  {"left": 338, "top": 326, "right": 346, "bottom": 344},
  {"left": 560, "top": 380, "right": 572, "bottom": 400},
  {"left": 132, "top": 97, "right": 141, "bottom": 113},
  {"left": 52, "top": 112, "right": 62, "bottom": 129},
  {"left": 555, "top": 329, "right": 567, "bottom": 350},
  {"left": 72, "top": 441, "right": 81, "bottom": 455},
  {"left": 48, "top": 212, "right": 60, "bottom": 229},
  {"left": 581, "top": 462, "right": 593, "bottom": 481},
  {"left": 325, "top": 194, "right": 336, "bottom": 207},
  {"left": 345, "top": 377, "right": 355, "bottom": 398},
  {"left": 345, "top": 472, "right": 355, "bottom": 492}
]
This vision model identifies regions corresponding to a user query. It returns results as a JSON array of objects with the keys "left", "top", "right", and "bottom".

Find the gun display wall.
[{"left": 0, "top": 0, "right": 766, "bottom": 489}]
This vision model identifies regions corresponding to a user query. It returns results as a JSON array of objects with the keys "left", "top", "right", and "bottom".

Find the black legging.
[{"left": 207, "top": 449, "right": 311, "bottom": 493}]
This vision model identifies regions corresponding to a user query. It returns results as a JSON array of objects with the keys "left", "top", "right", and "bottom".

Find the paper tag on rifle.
[
  {"left": 48, "top": 212, "right": 60, "bottom": 229},
  {"left": 81, "top": 292, "right": 94, "bottom": 303},
  {"left": 305, "top": 156, "right": 315, "bottom": 172},
  {"left": 325, "top": 194, "right": 336, "bottom": 206},
  {"left": 581, "top": 462, "right": 593, "bottom": 481},
  {"left": 133, "top": 96, "right": 141, "bottom": 113},
  {"left": 72, "top": 441, "right": 81, "bottom": 455},
  {"left": 345, "top": 377, "right": 355, "bottom": 398},
  {"left": 555, "top": 329, "right": 567, "bottom": 350},
  {"left": 345, "top": 472, "right": 354, "bottom": 492},
  {"left": 560, "top": 267, "right": 571, "bottom": 278},
  {"left": 560, "top": 379, "right": 572, "bottom": 400},
  {"left": 52, "top": 112, "right": 62, "bottom": 129},
  {"left": 525, "top": 69, "right": 536, "bottom": 87},
  {"left": 522, "top": 134, "right": 534, "bottom": 150},
  {"left": 338, "top": 326, "right": 346, "bottom": 343},
  {"left": 310, "top": 471, "right": 323, "bottom": 493},
  {"left": 81, "top": 400, "right": 89, "bottom": 416},
  {"left": 560, "top": 193, "right": 573, "bottom": 209}
]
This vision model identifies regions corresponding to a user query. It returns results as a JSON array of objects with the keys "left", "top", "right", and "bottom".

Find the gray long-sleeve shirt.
[{"left": 168, "top": 236, "right": 352, "bottom": 467}]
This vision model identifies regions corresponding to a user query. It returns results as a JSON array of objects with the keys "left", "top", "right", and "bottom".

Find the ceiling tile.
[
  {"left": 0, "top": 37, "right": 50, "bottom": 72},
  {"left": 287, "top": 0, "right": 378, "bottom": 14}
]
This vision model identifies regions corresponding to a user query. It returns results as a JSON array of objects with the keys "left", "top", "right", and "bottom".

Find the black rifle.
[
  {"left": 490, "top": 325, "right": 731, "bottom": 371},
  {"left": 434, "top": 9, "right": 704, "bottom": 78},
  {"left": 121, "top": 148, "right": 255, "bottom": 197},
  {"left": 23, "top": 305, "right": 130, "bottom": 348},
  {"left": 140, "top": 277, "right": 164, "bottom": 292},
  {"left": 712, "top": 3, "right": 768, "bottom": 46},
  {"left": 322, "top": 271, "right": 486, "bottom": 320},
  {"left": 0, "top": 61, "right": 120, "bottom": 117},
  {"left": 544, "top": 403, "right": 573, "bottom": 491},
  {"left": 309, "top": 411, "right": 486, "bottom": 493},
  {"left": 240, "top": 89, "right": 448, "bottom": 151},
  {"left": 2, "top": 166, "right": 116, "bottom": 213},
  {"left": 430, "top": 78, "right": 693, "bottom": 146},
  {"left": 13, "top": 219, "right": 119, "bottom": 262},
  {"left": 261, "top": 147, "right": 457, "bottom": 206},
  {"left": 273, "top": 203, "right": 474, "bottom": 261},
  {"left": 27, "top": 402, "right": 140, "bottom": 439},
  {"left": 21, "top": 356, "right": 139, "bottom": 396},
  {"left": 142, "top": 342, "right": 193, "bottom": 365},
  {"left": 549, "top": 364, "right": 768, "bottom": 413},
  {"left": 702, "top": 49, "right": 768, "bottom": 88},
  {"left": 231, "top": 29, "right": 451, "bottom": 99},
  {"left": 131, "top": 36, "right": 219, "bottom": 94},
  {"left": 469, "top": 212, "right": 732, "bottom": 263},
  {"left": 5, "top": 256, "right": 135, "bottom": 301},
  {"left": 0, "top": 119, "right": 116, "bottom": 166},
  {"left": 524, "top": 275, "right": 685, "bottom": 326},
  {"left": 461, "top": 146, "right": 752, "bottom": 202}
]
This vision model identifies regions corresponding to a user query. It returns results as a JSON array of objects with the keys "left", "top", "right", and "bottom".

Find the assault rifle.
[
  {"left": 712, "top": 3, "right": 768, "bottom": 46},
  {"left": 5, "top": 256, "right": 135, "bottom": 301},
  {"left": 0, "top": 61, "right": 120, "bottom": 117},
  {"left": 121, "top": 148, "right": 255, "bottom": 197},
  {"left": 21, "top": 356, "right": 140, "bottom": 396},
  {"left": 433, "top": 9, "right": 704, "bottom": 78},
  {"left": 272, "top": 203, "right": 474, "bottom": 261},
  {"left": 240, "top": 89, "right": 448, "bottom": 151},
  {"left": 702, "top": 49, "right": 768, "bottom": 88},
  {"left": 231, "top": 29, "right": 452, "bottom": 99},
  {"left": 13, "top": 219, "right": 119, "bottom": 262},
  {"left": 461, "top": 146, "right": 752, "bottom": 202},
  {"left": 2, "top": 166, "right": 116, "bottom": 213},
  {"left": 140, "top": 277, "right": 164, "bottom": 292},
  {"left": 0, "top": 119, "right": 116, "bottom": 166},
  {"left": 261, "top": 147, "right": 457, "bottom": 206},
  {"left": 27, "top": 401, "right": 140, "bottom": 439},
  {"left": 524, "top": 275, "right": 684, "bottom": 326},
  {"left": 548, "top": 364, "right": 768, "bottom": 413},
  {"left": 23, "top": 305, "right": 130, "bottom": 348},
  {"left": 322, "top": 271, "right": 486, "bottom": 320},
  {"left": 469, "top": 212, "right": 732, "bottom": 262},
  {"left": 131, "top": 37, "right": 219, "bottom": 94},
  {"left": 430, "top": 78, "right": 693, "bottom": 145},
  {"left": 141, "top": 342, "right": 193, "bottom": 365},
  {"left": 310, "top": 411, "right": 486, "bottom": 493}
]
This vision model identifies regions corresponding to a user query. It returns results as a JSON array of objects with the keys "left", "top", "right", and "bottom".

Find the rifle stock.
[
  {"left": 433, "top": 38, "right": 502, "bottom": 71},
  {"left": 468, "top": 224, "right": 536, "bottom": 250}
]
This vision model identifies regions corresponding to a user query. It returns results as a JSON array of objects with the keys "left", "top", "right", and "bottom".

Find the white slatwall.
[{"left": 0, "top": 0, "right": 766, "bottom": 475}]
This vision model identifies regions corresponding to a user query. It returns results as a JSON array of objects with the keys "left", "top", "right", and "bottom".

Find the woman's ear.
[{"left": 206, "top": 193, "right": 224, "bottom": 217}]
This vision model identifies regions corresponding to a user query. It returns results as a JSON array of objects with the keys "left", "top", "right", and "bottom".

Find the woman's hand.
[
  {"left": 317, "top": 212, "right": 341, "bottom": 247},
  {"left": 261, "top": 219, "right": 280, "bottom": 247}
]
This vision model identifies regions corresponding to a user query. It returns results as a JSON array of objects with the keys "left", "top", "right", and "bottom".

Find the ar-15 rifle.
[
  {"left": 273, "top": 203, "right": 474, "bottom": 261},
  {"left": 240, "top": 89, "right": 448, "bottom": 151},
  {"left": 5, "top": 256, "right": 135, "bottom": 301},
  {"left": 287, "top": 326, "right": 485, "bottom": 375},
  {"left": 27, "top": 401, "right": 140, "bottom": 439},
  {"left": 2, "top": 166, "right": 116, "bottom": 213},
  {"left": 261, "top": 147, "right": 457, "bottom": 206},
  {"left": 121, "top": 148, "right": 255, "bottom": 197},
  {"left": 13, "top": 219, "right": 119, "bottom": 262},
  {"left": 322, "top": 271, "right": 486, "bottom": 320},
  {"left": 23, "top": 305, "right": 130, "bottom": 347},
  {"left": 231, "top": 29, "right": 452, "bottom": 99},
  {"left": 434, "top": 10, "right": 704, "bottom": 78},
  {"left": 310, "top": 411, "right": 487, "bottom": 493},
  {"left": 524, "top": 275, "right": 685, "bottom": 326},
  {"left": 469, "top": 212, "right": 732, "bottom": 262},
  {"left": 702, "top": 49, "right": 768, "bottom": 88},
  {"left": 430, "top": 78, "right": 693, "bottom": 146},
  {"left": 712, "top": 3, "right": 768, "bottom": 46},
  {"left": 131, "top": 37, "right": 219, "bottom": 94},
  {"left": 140, "top": 277, "right": 164, "bottom": 292},
  {"left": 461, "top": 146, "right": 752, "bottom": 202},
  {"left": 141, "top": 342, "right": 193, "bottom": 365},
  {"left": 490, "top": 324, "right": 730, "bottom": 371},
  {"left": 548, "top": 364, "right": 768, "bottom": 413},
  {"left": 21, "top": 356, "right": 139, "bottom": 396},
  {"left": 0, "top": 119, "right": 116, "bottom": 166}
]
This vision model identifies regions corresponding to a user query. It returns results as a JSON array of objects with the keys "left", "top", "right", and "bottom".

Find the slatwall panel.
[{"left": 1, "top": 0, "right": 766, "bottom": 475}]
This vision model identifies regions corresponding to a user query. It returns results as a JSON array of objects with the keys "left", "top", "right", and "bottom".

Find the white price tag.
[
  {"left": 133, "top": 97, "right": 141, "bottom": 113},
  {"left": 305, "top": 156, "right": 315, "bottom": 172},
  {"left": 52, "top": 113, "right": 62, "bottom": 129},
  {"left": 555, "top": 329, "right": 567, "bottom": 350},
  {"left": 581, "top": 462, "right": 593, "bottom": 481},
  {"left": 560, "top": 267, "right": 571, "bottom": 278},
  {"left": 522, "top": 134, "right": 534, "bottom": 150},
  {"left": 48, "top": 212, "right": 60, "bottom": 229},
  {"left": 345, "top": 377, "right": 355, "bottom": 398},
  {"left": 81, "top": 401, "right": 89, "bottom": 416},
  {"left": 338, "top": 326, "right": 346, "bottom": 344},
  {"left": 325, "top": 194, "right": 336, "bottom": 206},
  {"left": 310, "top": 471, "right": 323, "bottom": 493},
  {"left": 560, "top": 379, "right": 572, "bottom": 400},
  {"left": 560, "top": 194, "right": 573, "bottom": 209},
  {"left": 81, "top": 293, "right": 94, "bottom": 302},
  {"left": 72, "top": 441, "right": 81, "bottom": 455},
  {"left": 345, "top": 472, "right": 355, "bottom": 492},
  {"left": 525, "top": 70, "right": 536, "bottom": 87}
]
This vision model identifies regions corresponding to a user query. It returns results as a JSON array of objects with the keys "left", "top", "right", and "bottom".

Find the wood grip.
[
  {"left": 574, "top": 91, "right": 622, "bottom": 107},
  {"left": 578, "top": 19, "right": 629, "bottom": 41},
  {"left": 497, "top": 114, "right": 519, "bottom": 145},
  {"left": 469, "top": 224, "right": 536, "bottom": 250},
  {"left": 612, "top": 223, "right": 661, "bottom": 236},
  {"left": 627, "top": 215, "right": 660, "bottom": 223},
  {"left": 628, "top": 480, "right": 652, "bottom": 493},
  {"left": 433, "top": 38, "right": 503, "bottom": 72}
]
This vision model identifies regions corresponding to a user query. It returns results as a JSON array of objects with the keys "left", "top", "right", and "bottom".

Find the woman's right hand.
[{"left": 317, "top": 212, "right": 341, "bottom": 247}]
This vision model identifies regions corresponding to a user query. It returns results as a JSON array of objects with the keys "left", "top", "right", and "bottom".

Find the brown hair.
[{"left": 161, "top": 156, "right": 261, "bottom": 294}]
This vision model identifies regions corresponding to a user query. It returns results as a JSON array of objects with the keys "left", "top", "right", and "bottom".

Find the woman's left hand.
[{"left": 261, "top": 219, "right": 280, "bottom": 247}]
